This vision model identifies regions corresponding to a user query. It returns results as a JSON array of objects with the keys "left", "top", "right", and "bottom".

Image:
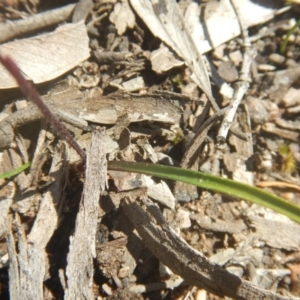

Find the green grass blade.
[
  {"left": 0, "top": 162, "right": 31, "bottom": 179},
  {"left": 108, "top": 161, "right": 300, "bottom": 224},
  {"left": 280, "top": 19, "right": 300, "bottom": 54}
]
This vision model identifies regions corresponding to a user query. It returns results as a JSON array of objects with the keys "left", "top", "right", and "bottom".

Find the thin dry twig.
[
  {"left": 257, "top": 181, "right": 300, "bottom": 193},
  {"left": 0, "top": 4, "right": 76, "bottom": 44},
  {"left": 216, "top": 0, "right": 256, "bottom": 145},
  {"left": 174, "top": 107, "right": 228, "bottom": 201}
]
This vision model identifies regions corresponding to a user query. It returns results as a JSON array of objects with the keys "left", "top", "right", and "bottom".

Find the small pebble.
[
  {"left": 257, "top": 64, "right": 276, "bottom": 72},
  {"left": 118, "top": 267, "right": 130, "bottom": 278},
  {"left": 175, "top": 208, "right": 191, "bottom": 229},
  {"left": 102, "top": 283, "right": 112, "bottom": 295},
  {"left": 269, "top": 53, "right": 285, "bottom": 65}
]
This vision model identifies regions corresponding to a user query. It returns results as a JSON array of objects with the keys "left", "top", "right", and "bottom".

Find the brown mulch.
[{"left": 0, "top": 1, "right": 300, "bottom": 299}]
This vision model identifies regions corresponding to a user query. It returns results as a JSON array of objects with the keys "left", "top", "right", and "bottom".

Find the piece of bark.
[
  {"left": 248, "top": 216, "right": 300, "bottom": 251},
  {"left": 0, "top": 91, "right": 184, "bottom": 151},
  {"left": 7, "top": 143, "right": 68, "bottom": 300},
  {"left": 190, "top": 214, "right": 247, "bottom": 234},
  {"left": 64, "top": 130, "right": 107, "bottom": 299},
  {"left": 0, "top": 181, "right": 15, "bottom": 239}
]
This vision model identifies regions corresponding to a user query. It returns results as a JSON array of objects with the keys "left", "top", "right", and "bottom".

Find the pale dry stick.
[
  {"left": 0, "top": 4, "right": 76, "bottom": 44},
  {"left": 262, "top": 122, "right": 299, "bottom": 142},
  {"left": 122, "top": 196, "right": 297, "bottom": 300},
  {"left": 257, "top": 181, "right": 300, "bottom": 193},
  {"left": 0, "top": 55, "right": 87, "bottom": 161},
  {"left": 216, "top": 0, "right": 256, "bottom": 146},
  {"left": 64, "top": 131, "right": 107, "bottom": 300}
]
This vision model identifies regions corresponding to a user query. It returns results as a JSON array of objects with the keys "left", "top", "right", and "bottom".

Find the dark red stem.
[{"left": 0, "top": 55, "right": 86, "bottom": 162}]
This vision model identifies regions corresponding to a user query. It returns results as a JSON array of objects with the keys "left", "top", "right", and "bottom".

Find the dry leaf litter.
[{"left": 0, "top": 0, "right": 300, "bottom": 299}]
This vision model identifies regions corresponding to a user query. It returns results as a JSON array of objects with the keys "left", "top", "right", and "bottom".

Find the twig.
[
  {"left": 174, "top": 107, "right": 228, "bottom": 201},
  {"left": 0, "top": 55, "right": 86, "bottom": 161},
  {"left": 121, "top": 196, "right": 297, "bottom": 300},
  {"left": 257, "top": 181, "right": 300, "bottom": 193},
  {"left": 0, "top": 4, "right": 76, "bottom": 44},
  {"left": 262, "top": 123, "right": 299, "bottom": 142},
  {"left": 216, "top": 0, "right": 256, "bottom": 146},
  {"left": 180, "top": 107, "right": 228, "bottom": 170}
]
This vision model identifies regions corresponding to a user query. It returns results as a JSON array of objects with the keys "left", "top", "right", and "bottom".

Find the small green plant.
[
  {"left": 0, "top": 162, "right": 31, "bottom": 179},
  {"left": 277, "top": 144, "right": 297, "bottom": 174},
  {"left": 280, "top": 18, "right": 300, "bottom": 54},
  {"left": 172, "top": 129, "right": 184, "bottom": 144}
]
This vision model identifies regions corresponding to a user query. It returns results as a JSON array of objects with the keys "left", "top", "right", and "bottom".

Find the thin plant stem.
[{"left": 0, "top": 55, "right": 86, "bottom": 161}]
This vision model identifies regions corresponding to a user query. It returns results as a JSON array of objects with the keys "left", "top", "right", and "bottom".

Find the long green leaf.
[
  {"left": 0, "top": 162, "right": 31, "bottom": 179},
  {"left": 108, "top": 161, "right": 300, "bottom": 224}
]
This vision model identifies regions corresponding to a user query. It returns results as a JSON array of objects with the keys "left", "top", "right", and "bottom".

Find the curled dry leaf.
[
  {"left": 129, "top": 0, "right": 213, "bottom": 103},
  {"left": 185, "top": 0, "right": 289, "bottom": 54},
  {"left": 150, "top": 47, "right": 184, "bottom": 74},
  {"left": 0, "top": 21, "right": 90, "bottom": 89},
  {"left": 109, "top": 0, "right": 135, "bottom": 35}
]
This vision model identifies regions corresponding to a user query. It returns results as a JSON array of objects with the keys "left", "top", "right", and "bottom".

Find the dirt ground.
[{"left": 0, "top": 0, "right": 300, "bottom": 299}]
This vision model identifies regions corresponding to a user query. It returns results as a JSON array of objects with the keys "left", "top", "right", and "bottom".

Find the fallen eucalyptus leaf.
[
  {"left": 185, "top": 0, "right": 289, "bottom": 54},
  {"left": 0, "top": 21, "right": 90, "bottom": 89}
]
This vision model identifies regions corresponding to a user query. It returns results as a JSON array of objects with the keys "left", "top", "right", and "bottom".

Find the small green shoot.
[
  {"left": 172, "top": 129, "right": 184, "bottom": 144},
  {"left": 280, "top": 19, "right": 300, "bottom": 54},
  {"left": 0, "top": 162, "right": 31, "bottom": 179},
  {"left": 277, "top": 144, "right": 296, "bottom": 174}
]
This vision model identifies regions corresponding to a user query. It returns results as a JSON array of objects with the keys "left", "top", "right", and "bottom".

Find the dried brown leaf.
[{"left": 0, "top": 21, "right": 90, "bottom": 89}]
